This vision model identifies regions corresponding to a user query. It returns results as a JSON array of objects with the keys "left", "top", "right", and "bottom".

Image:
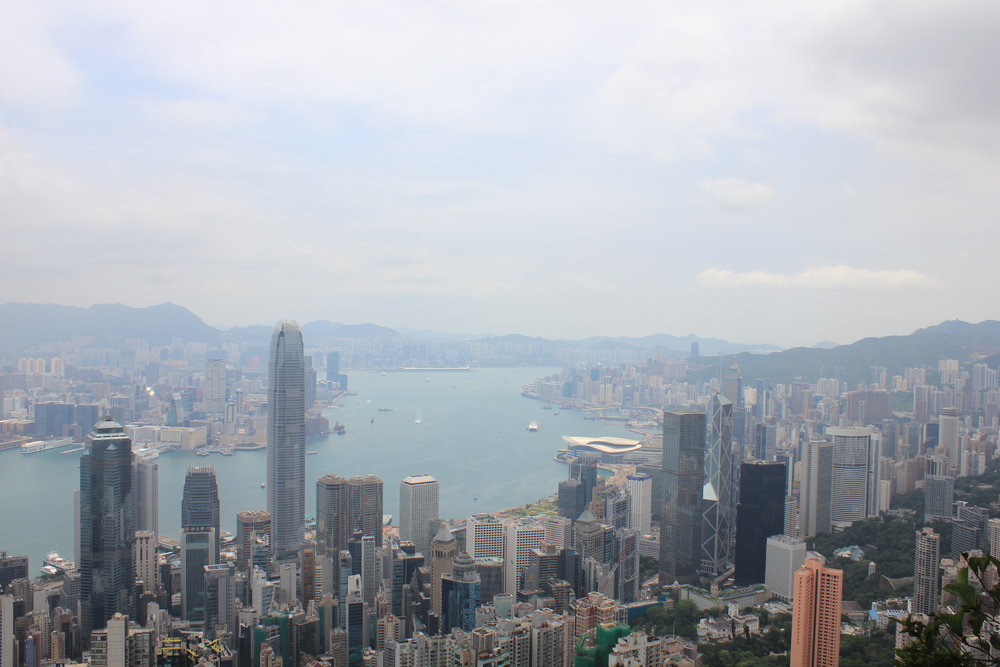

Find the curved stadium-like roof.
[{"left": 561, "top": 436, "right": 642, "bottom": 455}]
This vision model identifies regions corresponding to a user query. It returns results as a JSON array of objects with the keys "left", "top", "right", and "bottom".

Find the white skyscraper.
[
  {"left": 542, "top": 515, "right": 572, "bottom": 549},
  {"left": 939, "top": 407, "right": 960, "bottom": 473},
  {"left": 399, "top": 475, "right": 439, "bottom": 556},
  {"left": 765, "top": 534, "right": 806, "bottom": 602},
  {"left": 912, "top": 527, "right": 941, "bottom": 615},
  {"left": 504, "top": 518, "right": 545, "bottom": 594},
  {"left": 204, "top": 358, "right": 227, "bottom": 414},
  {"left": 467, "top": 513, "right": 505, "bottom": 559},
  {"left": 800, "top": 440, "right": 833, "bottom": 538},
  {"left": 626, "top": 473, "right": 653, "bottom": 535}
]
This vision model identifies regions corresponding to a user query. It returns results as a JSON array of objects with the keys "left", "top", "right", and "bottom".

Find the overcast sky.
[{"left": 2, "top": 1, "right": 998, "bottom": 347}]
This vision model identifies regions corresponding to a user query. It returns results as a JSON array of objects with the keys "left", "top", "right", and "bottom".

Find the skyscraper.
[
  {"left": 399, "top": 475, "right": 439, "bottom": 556},
  {"left": 236, "top": 510, "right": 272, "bottom": 575},
  {"left": 79, "top": 417, "right": 136, "bottom": 642},
  {"left": 625, "top": 473, "right": 652, "bottom": 535},
  {"left": 181, "top": 466, "right": 220, "bottom": 555},
  {"left": 135, "top": 459, "right": 159, "bottom": 537},
  {"left": 504, "top": 518, "right": 545, "bottom": 594},
  {"left": 734, "top": 461, "right": 786, "bottom": 585},
  {"left": 790, "top": 557, "right": 843, "bottom": 667},
  {"left": 799, "top": 440, "right": 833, "bottom": 538},
  {"left": 764, "top": 535, "right": 806, "bottom": 602},
  {"left": 923, "top": 475, "right": 954, "bottom": 521},
  {"left": 267, "top": 321, "right": 306, "bottom": 555},
  {"left": 939, "top": 407, "right": 960, "bottom": 472},
  {"left": 1, "top": 594, "right": 14, "bottom": 667},
  {"left": 912, "top": 527, "right": 941, "bottom": 615},
  {"left": 204, "top": 358, "right": 227, "bottom": 414},
  {"left": 828, "top": 427, "right": 882, "bottom": 528},
  {"left": 316, "top": 475, "right": 351, "bottom": 555},
  {"left": 430, "top": 526, "right": 457, "bottom": 617},
  {"left": 349, "top": 475, "right": 384, "bottom": 546},
  {"left": 702, "top": 394, "right": 734, "bottom": 579},
  {"left": 659, "top": 410, "right": 705, "bottom": 586},
  {"left": 181, "top": 526, "right": 217, "bottom": 622},
  {"left": 467, "top": 514, "right": 505, "bottom": 559}
]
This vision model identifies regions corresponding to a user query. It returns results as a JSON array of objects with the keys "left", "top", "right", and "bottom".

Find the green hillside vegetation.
[{"left": 691, "top": 320, "right": 1000, "bottom": 384}]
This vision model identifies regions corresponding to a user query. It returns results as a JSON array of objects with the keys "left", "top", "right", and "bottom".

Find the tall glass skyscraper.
[
  {"left": 701, "top": 394, "right": 734, "bottom": 579},
  {"left": 267, "top": 321, "right": 306, "bottom": 555},
  {"left": 79, "top": 417, "right": 136, "bottom": 643},
  {"left": 659, "top": 410, "right": 705, "bottom": 586},
  {"left": 182, "top": 465, "right": 220, "bottom": 556}
]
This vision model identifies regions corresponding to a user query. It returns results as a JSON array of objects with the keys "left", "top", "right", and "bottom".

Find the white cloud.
[
  {"left": 140, "top": 97, "right": 255, "bottom": 127},
  {"left": 696, "top": 265, "right": 937, "bottom": 290},
  {"left": 700, "top": 178, "right": 774, "bottom": 208}
]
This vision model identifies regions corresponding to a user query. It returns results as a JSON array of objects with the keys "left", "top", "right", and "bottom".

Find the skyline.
[{"left": 2, "top": 2, "right": 999, "bottom": 347}]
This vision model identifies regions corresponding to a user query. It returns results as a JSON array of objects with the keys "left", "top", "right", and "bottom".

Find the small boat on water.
[
  {"left": 195, "top": 450, "right": 209, "bottom": 456},
  {"left": 260, "top": 482, "right": 266, "bottom": 488},
  {"left": 527, "top": 420, "right": 539, "bottom": 431},
  {"left": 378, "top": 407, "right": 394, "bottom": 412},
  {"left": 414, "top": 418, "right": 422, "bottom": 424},
  {"left": 334, "top": 422, "right": 347, "bottom": 435},
  {"left": 307, "top": 451, "right": 319, "bottom": 455}
]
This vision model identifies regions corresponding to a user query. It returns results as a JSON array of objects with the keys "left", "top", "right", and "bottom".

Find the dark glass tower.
[
  {"left": 267, "top": 321, "right": 306, "bottom": 555},
  {"left": 182, "top": 466, "right": 220, "bottom": 547},
  {"left": 79, "top": 417, "right": 136, "bottom": 642},
  {"left": 734, "top": 461, "right": 786, "bottom": 585},
  {"left": 659, "top": 410, "right": 705, "bottom": 586}
]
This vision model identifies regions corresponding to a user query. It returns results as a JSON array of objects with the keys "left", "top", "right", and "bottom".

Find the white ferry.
[
  {"left": 527, "top": 421, "right": 539, "bottom": 431},
  {"left": 43, "top": 552, "right": 75, "bottom": 573}
]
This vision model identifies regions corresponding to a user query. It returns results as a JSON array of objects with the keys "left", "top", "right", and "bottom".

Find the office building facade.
[
  {"left": 79, "top": 417, "right": 136, "bottom": 642},
  {"left": 399, "top": 475, "right": 439, "bottom": 556},
  {"left": 735, "top": 461, "right": 786, "bottom": 585},
  {"left": 267, "top": 321, "right": 306, "bottom": 555},
  {"left": 659, "top": 410, "right": 705, "bottom": 586}
]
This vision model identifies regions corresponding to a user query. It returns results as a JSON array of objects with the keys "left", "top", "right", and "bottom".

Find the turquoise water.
[{"left": 0, "top": 367, "right": 637, "bottom": 572}]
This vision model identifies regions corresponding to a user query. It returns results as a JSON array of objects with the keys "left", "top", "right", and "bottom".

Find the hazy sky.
[{"left": 2, "top": 1, "right": 998, "bottom": 347}]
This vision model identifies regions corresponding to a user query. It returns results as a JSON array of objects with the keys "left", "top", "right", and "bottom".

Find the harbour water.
[{"left": 0, "top": 367, "right": 638, "bottom": 571}]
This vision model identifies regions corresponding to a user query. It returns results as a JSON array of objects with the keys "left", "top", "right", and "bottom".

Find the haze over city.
[{"left": 2, "top": 2, "right": 999, "bottom": 346}]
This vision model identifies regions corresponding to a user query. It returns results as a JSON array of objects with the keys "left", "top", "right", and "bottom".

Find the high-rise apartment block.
[
  {"left": 912, "top": 527, "right": 941, "bottom": 615},
  {"left": 267, "top": 321, "right": 306, "bottom": 555},
  {"left": 659, "top": 410, "right": 705, "bottom": 586},
  {"left": 790, "top": 557, "right": 843, "bottom": 667},
  {"left": 399, "top": 475, "right": 439, "bottom": 556}
]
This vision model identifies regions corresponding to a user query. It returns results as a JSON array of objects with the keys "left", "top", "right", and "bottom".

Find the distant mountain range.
[
  {"left": 3, "top": 303, "right": 1000, "bottom": 384},
  {"left": 717, "top": 320, "right": 1000, "bottom": 384}
]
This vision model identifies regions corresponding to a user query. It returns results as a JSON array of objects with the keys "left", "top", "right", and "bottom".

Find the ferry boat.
[
  {"left": 44, "top": 552, "right": 75, "bottom": 573},
  {"left": 527, "top": 420, "right": 539, "bottom": 431},
  {"left": 307, "top": 451, "right": 319, "bottom": 455},
  {"left": 414, "top": 418, "right": 422, "bottom": 425},
  {"left": 334, "top": 423, "right": 346, "bottom": 435},
  {"left": 195, "top": 449, "right": 209, "bottom": 456}
]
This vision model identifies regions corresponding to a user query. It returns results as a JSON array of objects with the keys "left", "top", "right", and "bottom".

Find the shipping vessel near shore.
[{"left": 42, "top": 552, "right": 74, "bottom": 575}]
